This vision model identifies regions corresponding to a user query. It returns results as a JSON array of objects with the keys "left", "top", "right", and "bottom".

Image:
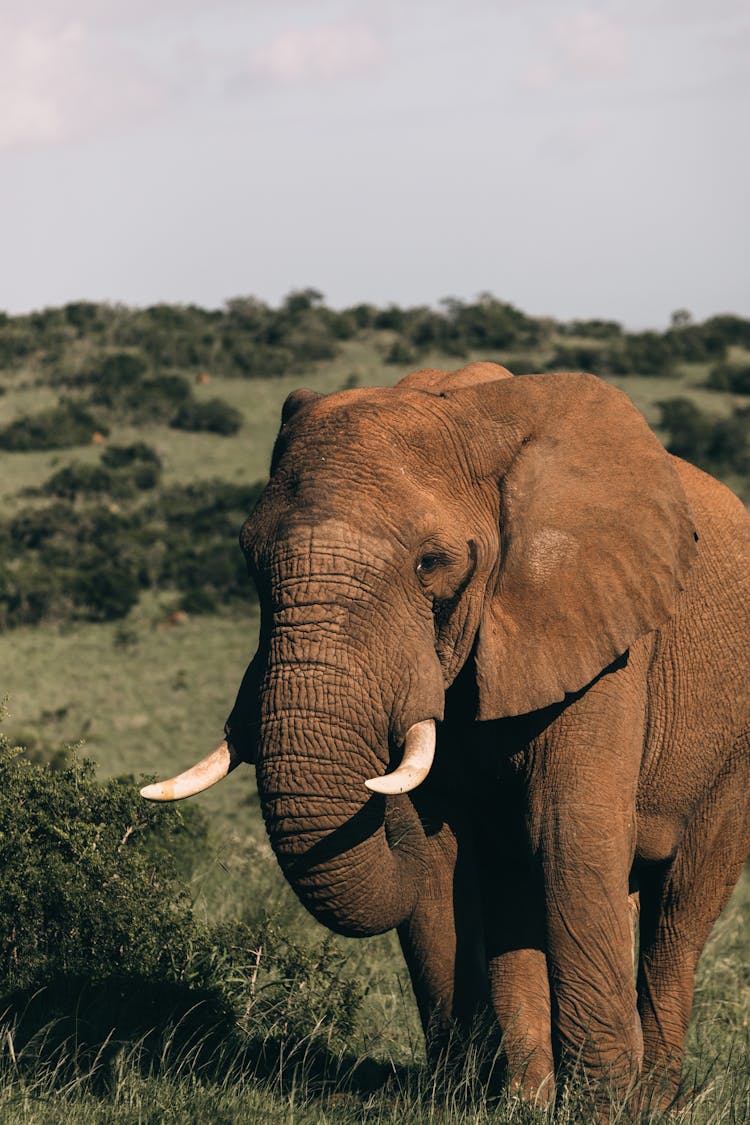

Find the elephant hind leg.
[
  {"left": 636, "top": 741, "right": 750, "bottom": 1105},
  {"left": 485, "top": 859, "right": 555, "bottom": 1103}
]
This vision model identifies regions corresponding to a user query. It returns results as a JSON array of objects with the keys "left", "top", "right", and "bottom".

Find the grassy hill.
[{"left": 0, "top": 295, "right": 748, "bottom": 1121}]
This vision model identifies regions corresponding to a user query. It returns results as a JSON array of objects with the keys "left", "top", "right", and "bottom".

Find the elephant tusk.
[
  {"left": 364, "top": 720, "right": 436, "bottom": 795},
  {"left": 140, "top": 739, "right": 240, "bottom": 801}
]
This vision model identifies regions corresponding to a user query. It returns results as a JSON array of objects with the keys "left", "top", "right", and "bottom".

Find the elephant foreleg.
[{"left": 396, "top": 814, "right": 490, "bottom": 1062}]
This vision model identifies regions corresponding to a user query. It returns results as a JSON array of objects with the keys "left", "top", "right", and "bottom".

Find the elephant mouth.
[{"left": 140, "top": 718, "right": 437, "bottom": 803}]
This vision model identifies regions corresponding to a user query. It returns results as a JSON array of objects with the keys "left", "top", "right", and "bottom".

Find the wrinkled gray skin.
[{"left": 217, "top": 363, "right": 749, "bottom": 1104}]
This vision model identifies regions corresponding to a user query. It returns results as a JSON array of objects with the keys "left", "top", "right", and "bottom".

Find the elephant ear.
[
  {"left": 461, "top": 373, "right": 698, "bottom": 719},
  {"left": 398, "top": 361, "right": 513, "bottom": 393}
]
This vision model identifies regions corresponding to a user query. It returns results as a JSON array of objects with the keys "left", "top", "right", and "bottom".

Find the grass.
[
  {"left": 0, "top": 924, "right": 747, "bottom": 1125},
  {"left": 0, "top": 339, "right": 748, "bottom": 1120}
]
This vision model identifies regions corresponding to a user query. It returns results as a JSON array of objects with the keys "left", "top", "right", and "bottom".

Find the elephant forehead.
[{"left": 285, "top": 387, "right": 457, "bottom": 466}]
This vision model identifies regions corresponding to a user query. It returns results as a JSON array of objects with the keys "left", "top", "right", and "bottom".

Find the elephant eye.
[{"left": 417, "top": 552, "right": 442, "bottom": 576}]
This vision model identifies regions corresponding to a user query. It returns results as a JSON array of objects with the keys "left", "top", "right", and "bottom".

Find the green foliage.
[
  {"left": 551, "top": 318, "right": 735, "bottom": 376},
  {"left": 706, "top": 362, "right": 750, "bottom": 394},
  {"left": 208, "top": 919, "right": 364, "bottom": 1051},
  {"left": 0, "top": 401, "right": 107, "bottom": 451},
  {"left": 0, "top": 326, "right": 36, "bottom": 368},
  {"left": 101, "top": 441, "right": 162, "bottom": 471},
  {"left": 70, "top": 552, "right": 142, "bottom": 621},
  {"left": 42, "top": 446, "right": 162, "bottom": 501},
  {"left": 546, "top": 343, "right": 604, "bottom": 371},
  {"left": 92, "top": 366, "right": 192, "bottom": 422},
  {"left": 385, "top": 338, "right": 418, "bottom": 366},
  {"left": 561, "top": 318, "right": 624, "bottom": 339},
  {"left": 0, "top": 730, "right": 206, "bottom": 996},
  {"left": 170, "top": 397, "right": 243, "bottom": 436},
  {"left": 44, "top": 462, "right": 115, "bottom": 499},
  {"left": 0, "top": 478, "right": 263, "bottom": 630},
  {"left": 658, "top": 397, "right": 750, "bottom": 477},
  {"left": 4, "top": 295, "right": 749, "bottom": 396},
  {"left": 89, "top": 350, "right": 149, "bottom": 393},
  {"left": 0, "top": 713, "right": 364, "bottom": 1092}
]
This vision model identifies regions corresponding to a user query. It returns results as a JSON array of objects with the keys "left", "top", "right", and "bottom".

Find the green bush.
[
  {"left": 706, "top": 363, "right": 750, "bottom": 394},
  {"left": 170, "top": 397, "right": 243, "bottom": 436},
  {"left": 0, "top": 714, "right": 363, "bottom": 1075},
  {"left": 561, "top": 319, "right": 623, "bottom": 339},
  {"left": 385, "top": 338, "right": 418, "bottom": 366},
  {"left": 71, "top": 551, "right": 141, "bottom": 621},
  {"left": 502, "top": 355, "right": 536, "bottom": 374},
  {"left": 546, "top": 344, "right": 604, "bottom": 371},
  {"left": 0, "top": 556, "right": 71, "bottom": 629},
  {"left": 0, "top": 401, "right": 107, "bottom": 451},
  {"left": 658, "top": 398, "right": 714, "bottom": 463},
  {"left": 0, "top": 479, "right": 263, "bottom": 630},
  {"left": 42, "top": 445, "right": 163, "bottom": 500},
  {"left": 7, "top": 503, "right": 76, "bottom": 549},
  {"left": 101, "top": 441, "right": 162, "bottom": 471},
  {"left": 658, "top": 397, "right": 750, "bottom": 478},
  {"left": 101, "top": 373, "right": 191, "bottom": 423},
  {"left": 0, "top": 326, "right": 36, "bottom": 368},
  {"left": 44, "top": 463, "right": 115, "bottom": 499},
  {"left": 0, "top": 718, "right": 208, "bottom": 998}
]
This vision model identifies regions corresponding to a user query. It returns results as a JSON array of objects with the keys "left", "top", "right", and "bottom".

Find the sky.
[{"left": 1, "top": 1, "right": 748, "bottom": 327}]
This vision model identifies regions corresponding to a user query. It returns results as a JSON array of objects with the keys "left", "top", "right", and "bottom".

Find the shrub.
[
  {"left": 0, "top": 731, "right": 208, "bottom": 997},
  {"left": 8, "top": 503, "right": 78, "bottom": 549},
  {"left": 709, "top": 410, "right": 750, "bottom": 475},
  {"left": 101, "top": 441, "right": 162, "bottom": 471},
  {"left": 706, "top": 363, "right": 750, "bottom": 395},
  {"left": 170, "top": 397, "right": 243, "bottom": 436},
  {"left": 546, "top": 344, "right": 604, "bottom": 371},
  {"left": 221, "top": 340, "right": 293, "bottom": 377},
  {"left": 501, "top": 355, "right": 536, "bottom": 374},
  {"left": 44, "top": 463, "right": 115, "bottom": 499},
  {"left": 0, "top": 713, "right": 364, "bottom": 1074},
  {"left": 96, "top": 350, "right": 148, "bottom": 387},
  {"left": 134, "top": 373, "right": 192, "bottom": 420},
  {"left": 0, "top": 479, "right": 264, "bottom": 630},
  {"left": 562, "top": 319, "right": 623, "bottom": 339},
  {"left": 385, "top": 338, "right": 418, "bottom": 366},
  {"left": 657, "top": 398, "right": 714, "bottom": 463},
  {"left": 95, "top": 371, "right": 191, "bottom": 423},
  {"left": 0, "top": 401, "right": 107, "bottom": 451},
  {"left": 41, "top": 445, "right": 162, "bottom": 501},
  {"left": 0, "top": 557, "right": 72, "bottom": 629},
  {"left": 702, "top": 314, "right": 750, "bottom": 349},
  {"left": 71, "top": 551, "right": 141, "bottom": 621},
  {"left": 0, "top": 327, "right": 36, "bottom": 368},
  {"left": 102, "top": 442, "right": 163, "bottom": 491},
  {"left": 658, "top": 398, "right": 750, "bottom": 478}
]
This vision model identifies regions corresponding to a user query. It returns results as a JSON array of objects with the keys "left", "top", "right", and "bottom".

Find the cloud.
[
  {"left": 521, "top": 7, "right": 628, "bottom": 92},
  {"left": 555, "top": 8, "right": 628, "bottom": 72},
  {"left": 0, "top": 14, "right": 169, "bottom": 151},
  {"left": 249, "top": 23, "right": 385, "bottom": 85}
]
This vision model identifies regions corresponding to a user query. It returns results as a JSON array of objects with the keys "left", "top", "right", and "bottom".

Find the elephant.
[{"left": 142, "top": 361, "right": 750, "bottom": 1107}]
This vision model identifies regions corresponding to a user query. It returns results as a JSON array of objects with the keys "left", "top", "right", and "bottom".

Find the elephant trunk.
[{"left": 254, "top": 660, "right": 432, "bottom": 937}]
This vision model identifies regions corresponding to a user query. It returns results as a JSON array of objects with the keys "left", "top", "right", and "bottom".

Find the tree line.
[{"left": 2, "top": 290, "right": 750, "bottom": 379}]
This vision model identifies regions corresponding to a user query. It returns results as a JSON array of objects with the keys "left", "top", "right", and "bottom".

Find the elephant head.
[{"left": 142, "top": 362, "right": 696, "bottom": 939}]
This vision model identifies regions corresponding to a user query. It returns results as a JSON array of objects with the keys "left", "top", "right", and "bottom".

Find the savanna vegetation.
[{"left": 0, "top": 293, "right": 748, "bottom": 1121}]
